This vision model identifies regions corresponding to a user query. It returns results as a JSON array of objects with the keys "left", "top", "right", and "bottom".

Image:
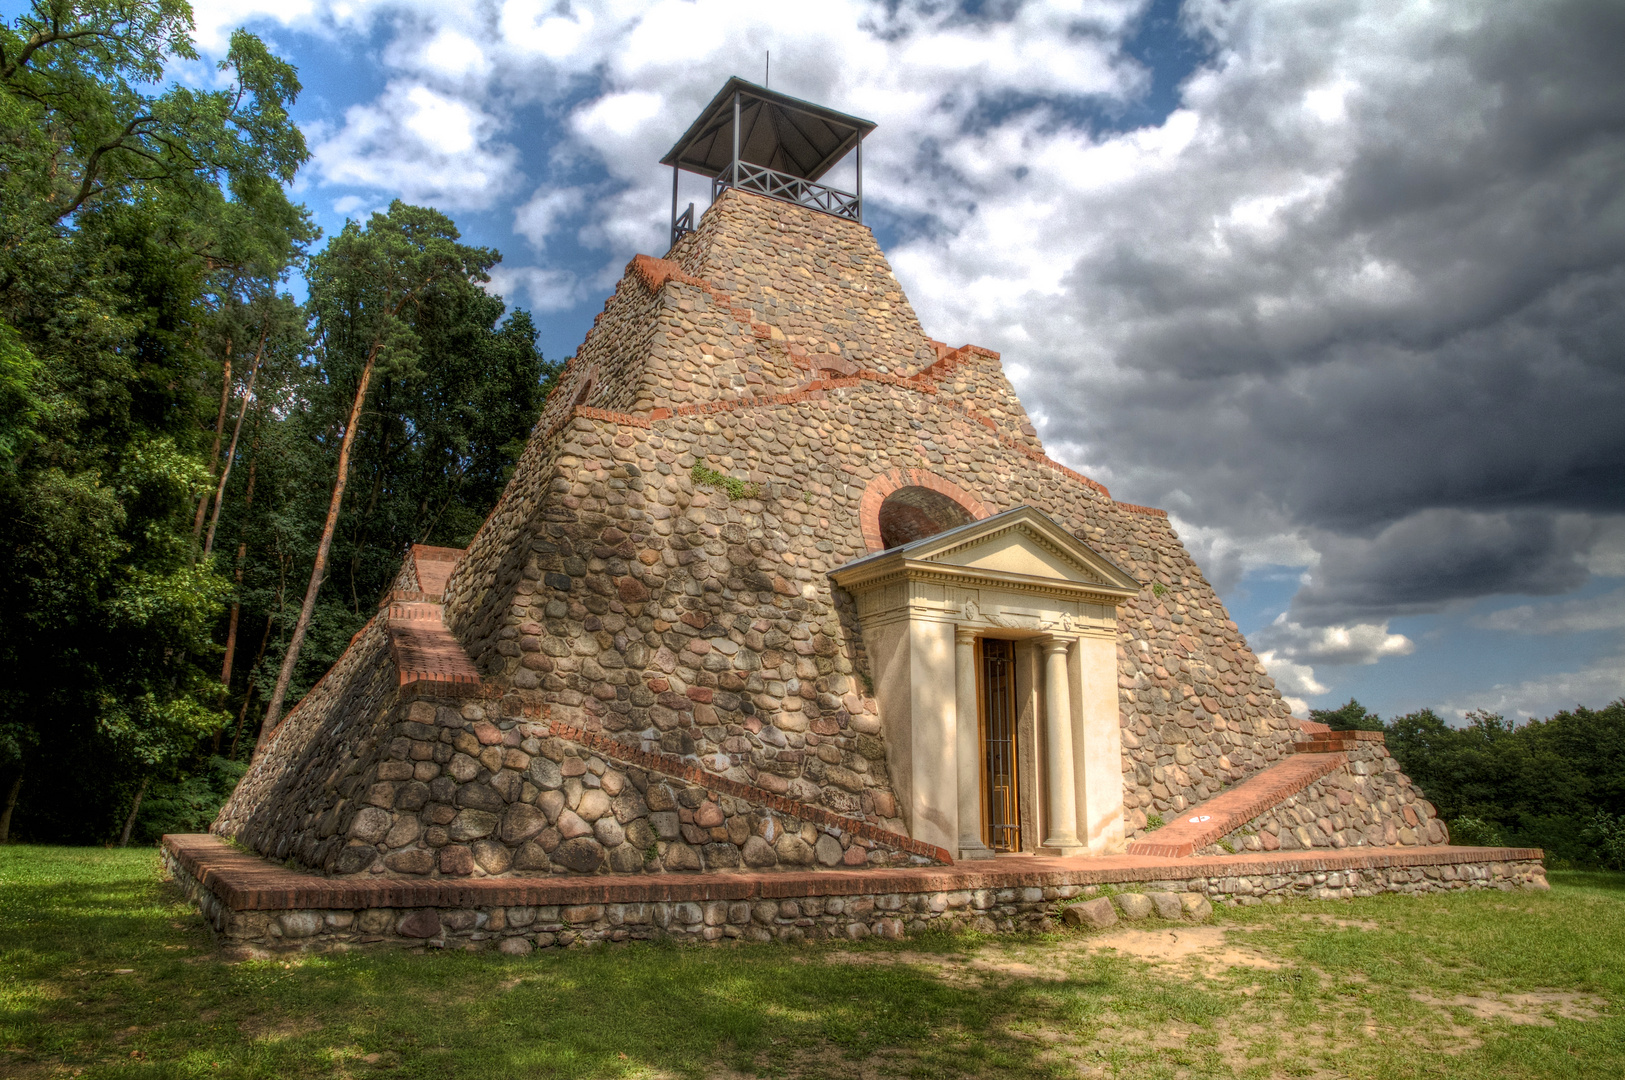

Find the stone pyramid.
[{"left": 215, "top": 187, "right": 1447, "bottom": 880}]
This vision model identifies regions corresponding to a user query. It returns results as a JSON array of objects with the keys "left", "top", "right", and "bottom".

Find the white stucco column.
[
  {"left": 1040, "top": 636, "right": 1086, "bottom": 855},
  {"left": 955, "top": 628, "right": 994, "bottom": 859}
]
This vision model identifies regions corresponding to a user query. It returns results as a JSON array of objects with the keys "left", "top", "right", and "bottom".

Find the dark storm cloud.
[
  {"left": 1289, "top": 510, "right": 1600, "bottom": 626},
  {"left": 982, "top": 0, "right": 1625, "bottom": 623}
]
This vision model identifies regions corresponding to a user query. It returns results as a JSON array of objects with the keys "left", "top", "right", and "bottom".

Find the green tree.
[
  {"left": 1310, "top": 698, "right": 1386, "bottom": 732},
  {"left": 0, "top": 1, "right": 312, "bottom": 841},
  {"left": 257, "top": 203, "right": 499, "bottom": 741}
]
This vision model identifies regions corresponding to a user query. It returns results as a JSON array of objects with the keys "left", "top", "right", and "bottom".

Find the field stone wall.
[
  {"left": 164, "top": 839, "right": 1548, "bottom": 958},
  {"left": 215, "top": 619, "right": 399, "bottom": 864},
  {"left": 1203, "top": 742, "right": 1450, "bottom": 856}
]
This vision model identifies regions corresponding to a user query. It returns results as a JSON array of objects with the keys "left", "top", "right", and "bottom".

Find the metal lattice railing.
[
  {"left": 670, "top": 202, "right": 696, "bottom": 248},
  {"left": 713, "top": 162, "right": 861, "bottom": 222}
]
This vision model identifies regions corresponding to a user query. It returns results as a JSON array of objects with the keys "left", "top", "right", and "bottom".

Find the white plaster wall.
[
  {"left": 1071, "top": 633, "right": 1126, "bottom": 854},
  {"left": 908, "top": 619, "right": 959, "bottom": 853}
]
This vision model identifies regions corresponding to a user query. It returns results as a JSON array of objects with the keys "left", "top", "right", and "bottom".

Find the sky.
[{"left": 78, "top": 0, "right": 1625, "bottom": 723}]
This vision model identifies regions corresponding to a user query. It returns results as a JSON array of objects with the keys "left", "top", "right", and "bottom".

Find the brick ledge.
[
  {"left": 166, "top": 834, "right": 1543, "bottom": 913},
  {"left": 1127, "top": 753, "right": 1348, "bottom": 858}
]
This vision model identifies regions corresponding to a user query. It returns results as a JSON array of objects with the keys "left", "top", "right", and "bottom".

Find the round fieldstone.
[
  {"left": 552, "top": 836, "right": 605, "bottom": 872},
  {"left": 742, "top": 836, "right": 777, "bottom": 868},
  {"left": 623, "top": 818, "right": 656, "bottom": 851},
  {"left": 1115, "top": 893, "right": 1153, "bottom": 919},
  {"left": 397, "top": 910, "right": 442, "bottom": 939},
  {"left": 501, "top": 803, "right": 548, "bottom": 844},
  {"left": 577, "top": 789, "right": 611, "bottom": 823},
  {"left": 775, "top": 834, "right": 814, "bottom": 865},
  {"left": 1061, "top": 896, "right": 1118, "bottom": 929},
  {"left": 513, "top": 840, "right": 551, "bottom": 872},
  {"left": 348, "top": 807, "right": 391, "bottom": 843},
  {"left": 278, "top": 911, "right": 322, "bottom": 938},
  {"left": 813, "top": 834, "right": 842, "bottom": 866},
  {"left": 526, "top": 757, "right": 563, "bottom": 789},
  {"left": 448, "top": 809, "right": 498, "bottom": 841},
  {"left": 1148, "top": 891, "right": 1183, "bottom": 920},
  {"left": 594, "top": 817, "right": 625, "bottom": 847},
  {"left": 473, "top": 839, "right": 513, "bottom": 874},
  {"left": 384, "top": 848, "right": 435, "bottom": 875},
  {"left": 334, "top": 844, "right": 378, "bottom": 874},
  {"left": 498, "top": 936, "right": 533, "bottom": 957},
  {"left": 606, "top": 842, "right": 644, "bottom": 873},
  {"left": 438, "top": 845, "right": 475, "bottom": 876},
  {"left": 556, "top": 809, "right": 592, "bottom": 839},
  {"left": 662, "top": 841, "right": 702, "bottom": 871}
]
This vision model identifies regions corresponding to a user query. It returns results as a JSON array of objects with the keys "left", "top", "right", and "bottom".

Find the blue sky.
[{"left": 23, "top": 0, "right": 1623, "bottom": 724}]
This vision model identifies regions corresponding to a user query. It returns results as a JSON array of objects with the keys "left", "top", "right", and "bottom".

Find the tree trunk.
[
  {"left": 0, "top": 770, "right": 21, "bottom": 843},
  {"left": 258, "top": 342, "right": 385, "bottom": 748},
  {"left": 203, "top": 325, "right": 269, "bottom": 558},
  {"left": 193, "top": 338, "right": 233, "bottom": 541},
  {"left": 230, "top": 613, "right": 276, "bottom": 760},
  {"left": 118, "top": 776, "right": 149, "bottom": 847},
  {"left": 215, "top": 455, "right": 260, "bottom": 754}
]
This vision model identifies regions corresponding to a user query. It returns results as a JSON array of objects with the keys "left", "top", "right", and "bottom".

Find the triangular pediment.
[
  {"left": 830, "top": 505, "right": 1141, "bottom": 599},
  {"left": 931, "top": 529, "right": 1103, "bottom": 583}
]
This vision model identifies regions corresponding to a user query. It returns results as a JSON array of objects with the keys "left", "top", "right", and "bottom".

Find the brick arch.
[{"left": 859, "top": 468, "right": 990, "bottom": 553}]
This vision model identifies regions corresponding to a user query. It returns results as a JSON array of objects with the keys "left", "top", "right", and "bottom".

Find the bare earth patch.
[
  {"left": 1084, "top": 926, "right": 1283, "bottom": 975},
  {"left": 1415, "top": 991, "right": 1607, "bottom": 1026}
]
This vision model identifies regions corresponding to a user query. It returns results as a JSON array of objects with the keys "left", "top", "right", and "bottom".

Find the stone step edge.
[
  {"left": 1126, "top": 752, "right": 1349, "bottom": 858},
  {"left": 386, "top": 607, "right": 483, "bottom": 694},
  {"left": 165, "top": 833, "right": 1545, "bottom": 913},
  {"left": 546, "top": 720, "right": 954, "bottom": 867}
]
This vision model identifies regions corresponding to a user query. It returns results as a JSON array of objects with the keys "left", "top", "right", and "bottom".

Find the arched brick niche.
[{"left": 859, "top": 468, "right": 989, "bottom": 552}]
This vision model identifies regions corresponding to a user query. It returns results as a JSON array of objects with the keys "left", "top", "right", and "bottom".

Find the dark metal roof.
[{"left": 660, "top": 77, "right": 876, "bottom": 182}]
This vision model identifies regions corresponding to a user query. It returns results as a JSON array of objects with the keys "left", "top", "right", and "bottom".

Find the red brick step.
[{"left": 1126, "top": 752, "right": 1348, "bottom": 858}]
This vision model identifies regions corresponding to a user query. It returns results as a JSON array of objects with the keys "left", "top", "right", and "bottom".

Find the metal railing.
[
  {"left": 712, "top": 161, "right": 861, "bottom": 222},
  {"left": 670, "top": 202, "right": 695, "bottom": 248}
]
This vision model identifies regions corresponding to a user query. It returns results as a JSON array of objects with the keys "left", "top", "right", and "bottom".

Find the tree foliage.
[
  {"left": 1319, "top": 698, "right": 1625, "bottom": 866},
  {"left": 0, "top": 3, "right": 558, "bottom": 843}
]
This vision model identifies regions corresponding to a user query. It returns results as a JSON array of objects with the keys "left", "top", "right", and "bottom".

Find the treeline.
[
  {"left": 1312, "top": 698, "right": 1625, "bottom": 868},
  {"left": 0, "top": 3, "right": 559, "bottom": 844}
]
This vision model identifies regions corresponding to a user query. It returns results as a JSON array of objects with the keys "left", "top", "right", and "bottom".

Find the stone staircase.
[
  {"left": 384, "top": 545, "right": 481, "bottom": 695},
  {"left": 1127, "top": 722, "right": 1353, "bottom": 858}
]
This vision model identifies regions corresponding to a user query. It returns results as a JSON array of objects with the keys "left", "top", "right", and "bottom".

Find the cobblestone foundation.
[{"left": 163, "top": 834, "right": 1546, "bottom": 958}]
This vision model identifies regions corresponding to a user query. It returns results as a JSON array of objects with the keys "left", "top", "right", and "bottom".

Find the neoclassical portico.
[{"left": 830, "top": 506, "right": 1140, "bottom": 859}]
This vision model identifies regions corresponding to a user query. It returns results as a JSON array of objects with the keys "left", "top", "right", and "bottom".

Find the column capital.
[
  {"left": 1040, "top": 635, "right": 1072, "bottom": 656},
  {"left": 955, "top": 626, "right": 978, "bottom": 644}
]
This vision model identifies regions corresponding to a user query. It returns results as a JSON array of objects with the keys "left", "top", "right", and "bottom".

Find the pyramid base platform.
[{"left": 162, "top": 834, "right": 1546, "bottom": 957}]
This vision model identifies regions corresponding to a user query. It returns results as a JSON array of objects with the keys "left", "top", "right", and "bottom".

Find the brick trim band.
[
  {"left": 548, "top": 721, "right": 954, "bottom": 865},
  {"left": 165, "top": 832, "right": 1545, "bottom": 913},
  {"left": 1115, "top": 502, "right": 1168, "bottom": 518}
]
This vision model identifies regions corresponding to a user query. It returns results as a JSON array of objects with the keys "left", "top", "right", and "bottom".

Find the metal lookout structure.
[{"left": 661, "top": 77, "right": 877, "bottom": 247}]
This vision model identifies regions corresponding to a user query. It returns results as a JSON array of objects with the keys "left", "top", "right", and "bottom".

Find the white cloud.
[
  {"left": 485, "top": 265, "right": 587, "bottom": 314},
  {"left": 514, "top": 187, "right": 589, "bottom": 252},
  {"left": 1257, "top": 614, "right": 1415, "bottom": 666},
  {"left": 1475, "top": 588, "right": 1625, "bottom": 635},
  {"left": 1439, "top": 651, "right": 1625, "bottom": 722},
  {"left": 309, "top": 81, "right": 520, "bottom": 210},
  {"left": 1256, "top": 650, "right": 1327, "bottom": 699}
]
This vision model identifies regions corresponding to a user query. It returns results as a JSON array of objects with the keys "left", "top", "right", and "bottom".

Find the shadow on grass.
[{"left": 2, "top": 847, "right": 1121, "bottom": 1079}]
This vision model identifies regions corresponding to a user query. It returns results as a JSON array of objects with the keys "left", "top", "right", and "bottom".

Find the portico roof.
[{"left": 829, "top": 505, "right": 1141, "bottom": 603}]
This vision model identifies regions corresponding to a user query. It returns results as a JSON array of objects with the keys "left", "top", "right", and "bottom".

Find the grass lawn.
[{"left": 1, "top": 846, "right": 1621, "bottom": 1079}]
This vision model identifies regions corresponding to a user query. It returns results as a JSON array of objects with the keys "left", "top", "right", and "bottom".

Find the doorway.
[{"left": 980, "top": 638, "right": 1021, "bottom": 851}]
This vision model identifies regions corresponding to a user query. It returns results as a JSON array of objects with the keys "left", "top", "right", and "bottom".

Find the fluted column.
[
  {"left": 1040, "top": 636, "right": 1085, "bottom": 855},
  {"left": 955, "top": 628, "right": 994, "bottom": 859}
]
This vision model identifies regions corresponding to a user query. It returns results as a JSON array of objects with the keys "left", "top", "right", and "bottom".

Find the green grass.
[{"left": 2, "top": 847, "right": 1623, "bottom": 1078}]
